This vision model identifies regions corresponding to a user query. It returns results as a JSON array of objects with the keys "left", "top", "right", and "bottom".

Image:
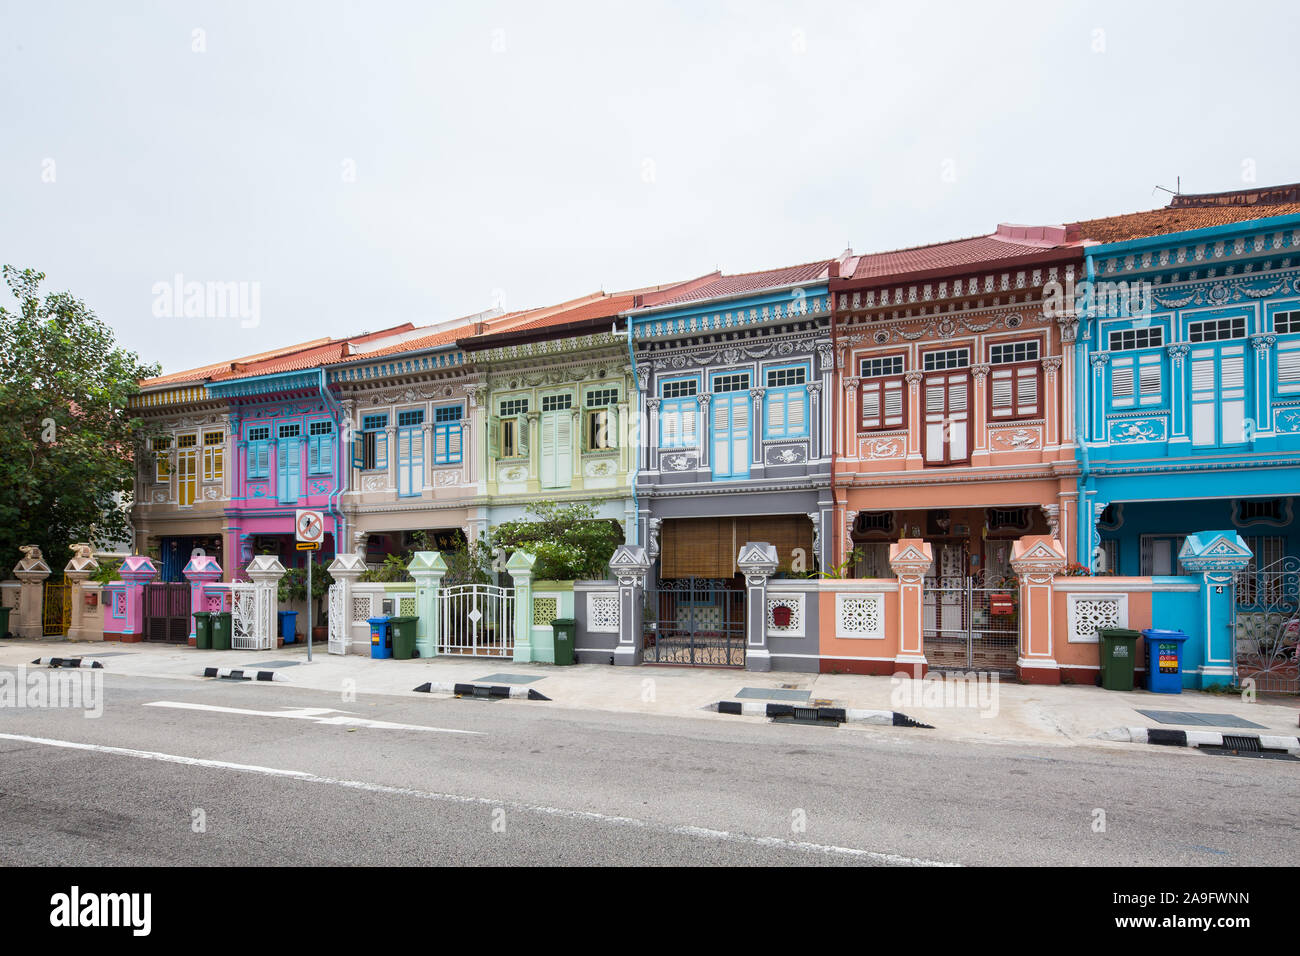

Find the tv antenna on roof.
[{"left": 1153, "top": 176, "right": 1181, "bottom": 198}]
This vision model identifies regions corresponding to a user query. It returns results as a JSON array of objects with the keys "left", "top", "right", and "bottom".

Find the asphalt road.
[{"left": 1, "top": 669, "right": 1296, "bottom": 866}]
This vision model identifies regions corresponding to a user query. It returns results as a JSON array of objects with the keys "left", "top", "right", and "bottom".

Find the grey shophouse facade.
[{"left": 627, "top": 260, "right": 841, "bottom": 670}]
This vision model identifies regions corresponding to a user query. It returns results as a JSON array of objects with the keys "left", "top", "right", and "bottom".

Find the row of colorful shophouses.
[{"left": 8, "top": 183, "right": 1300, "bottom": 693}]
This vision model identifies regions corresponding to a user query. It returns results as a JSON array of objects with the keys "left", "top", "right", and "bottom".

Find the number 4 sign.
[{"left": 296, "top": 509, "right": 325, "bottom": 544}]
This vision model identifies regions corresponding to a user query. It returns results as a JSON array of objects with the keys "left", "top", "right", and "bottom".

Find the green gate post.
[
  {"left": 1178, "top": 530, "right": 1253, "bottom": 689},
  {"left": 408, "top": 551, "right": 447, "bottom": 659},
  {"left": 507, "top": 550, "right": 537, "bottom": 663}
]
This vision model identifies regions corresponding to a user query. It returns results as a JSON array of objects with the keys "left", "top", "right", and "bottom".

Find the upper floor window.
[
  {"left": 278, "top": 423, "right": 301, "bottom": 440},
  {"left": 586, "top": 387, "right": 619, "bottom": 407},
  {"left": 397, "top": 409, "right": 424, "bottom": 428},
  {"left": 246, "top": 426, "right": 271, "bottom": 479},
  {"left": 541, "top": 394, "right": 572, "bottom": 412},
  {"left": 202, "top": 430, "right": 224, "bottom": 482},
  {"left": 1188, "top": 316, "right": 1246, "bottom": 343},
  {"left": 308, "top": 420, "right": 334, "bottom": 474},
  {"left": 500, "top": 398, "right": 529, "bottom": 417},
  {"left": 1274, "top": 311, "right": 1300, "bottom": 334},
  {"left": 764, "top": 365, "right": 808, "bottom": 438},
  {"left": 860, "top": 355, "right": 906, "bottom": 432},
  {"left": 923, "top": 348, "right": 969, "bottom": 372},
  {"left": 432, "top": 405, "right": 463, "bottom": 465},
  {"left": 1108, "top": 327, "right": 1163, "bottom": 351},
  {"left": 989, "top": 340, "right": 1041, "bottom": 420},
  {"left": 1110, "top": 352, "right": 1163, "bottom": 409},
  {"left": 989, "top": 340, "right": 1040, "bottom": 365},
  {"left": 660, "top": 378, "right": 698, "bottom": 448},
  {"left": 712, "top": 372, "right": 750, "bottom": 393},
  {"left": 586, "top": 407, "right": 616, "bottom": 450},
  {"left": 152, "top": 436, "right": 172, "bottom": 483},
  {"left": 1277, "top": 340, "right": 1300, "bottom": 396},
  {"left": 355, "top": 414, "right": 387, "bottom": 472}
]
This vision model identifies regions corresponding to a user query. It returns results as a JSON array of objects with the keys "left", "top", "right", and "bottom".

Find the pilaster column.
[
  {"left": 696, "top": 394, "right": 711, "bottom": 468},
  {"left": 644, "top": 398, "right": 660, "bottom": 472},
  {"left": 749, "top": 388, "right": 765, "bottom": 465},
  {"left": 1179, "top": 530, "right": 1253, "bottom": 689},
  {"left": 525, "top": 412, "right": 540, "bottom": 490},
  {"left": 421, "top": 422, "right": 434, "bottom": 491},
  {"left": 889, "top": 539, "right": 932, "bottom": 677},
  {"left": 843, "top": 377, "right": 860, "bottom": 459},
  {"left": 971, "top": 364, "right": 991, "bottom": 459},
  {"left": 1041, "top": 357, "right": 1062, "bottom": 448},
  {"left": 384, "top": 426, "right": 398, "bottom": 491},
  {"left": 737, "top": 542, "right": 778, "bottom": 671},
  {"left": 904, "top": 370, "right": 924, "bottom": 458},
  {"left": 806, "top": 382, "right": 823, "bottom": 460},
  {"left": 408, "top": 551, "right": 447, "bottom": 658},
  {"left": 245, "top": 555, "right": 287, "bottom": 649},
  {"left": 843, "top": 509, "right": 859, "bottom": 568},
  {"left": 1009, "top": 534, "right": 1068, "bottom": 684},
  {"left": 608, "top": 545, "right": 650, "bottom": 666}
]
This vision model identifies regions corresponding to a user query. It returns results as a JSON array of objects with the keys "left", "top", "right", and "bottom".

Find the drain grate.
[{"left": 1220, "top": 735, "right": 1261, "bottom": 752}]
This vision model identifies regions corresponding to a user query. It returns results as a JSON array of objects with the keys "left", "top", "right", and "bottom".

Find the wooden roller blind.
[{"left": 660, "top": 516, "right": 813, "bottom": 578}]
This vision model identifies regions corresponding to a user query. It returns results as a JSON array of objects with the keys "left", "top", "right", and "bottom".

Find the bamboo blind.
[{"left": 660, "top": 516, "right": 813, "bottom": 578}]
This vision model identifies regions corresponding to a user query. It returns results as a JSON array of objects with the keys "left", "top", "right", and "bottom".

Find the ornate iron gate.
[
  {"left": 924, "top": 572, "right": 1018, "bottom": 671},
  {"left": 1234, "top": 556, "right": 1299, "bottom": 694},
  {"left": 143, "top": 582, "right": 191, "bottom": 643},
  {"left": 644, "top": 577, "right": 746, "bottom": 667},
  {"left": 230, "top": 582, "right": 275, "bottom": 650},
  {"left": 42, "top": 580, "right": 71, "bottom": 636},
  {"left": 439, "top": 584, "right": 515, "bottom": 657}
]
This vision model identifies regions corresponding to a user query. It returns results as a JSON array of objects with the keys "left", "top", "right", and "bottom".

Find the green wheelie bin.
[
  {"left": 1097, "top": 627, "right": 1140, "bottom": 691},
  {"left": 551, "top": 618, "right": 576, "bottom": 665},
  {"left": 193, "top": 611, "right": 213, "bottom": 650},
  {"left": 211, "top": 611, "right": 233, "bottom": 651},
  {"left": 389, "top": 615, "right": 419, "bottom": 660}
]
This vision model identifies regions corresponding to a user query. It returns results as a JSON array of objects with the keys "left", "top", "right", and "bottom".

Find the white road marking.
[
  {"left": 142, "top": 700, "right": 483, "bottom": 735},
  {"left": 0, "top": 732, "right": 957, "bottom": 866}
]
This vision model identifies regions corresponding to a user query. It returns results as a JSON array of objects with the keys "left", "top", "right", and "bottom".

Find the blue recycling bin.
[
  {"left": 1143, "top": 629, "right": 1188, "bottom": 694},
  {"left": 367, "top": 616, "right": 392, "bottom": 660},
  {"left": 278, "top": 610, "right": 299, "bottom": 644}
]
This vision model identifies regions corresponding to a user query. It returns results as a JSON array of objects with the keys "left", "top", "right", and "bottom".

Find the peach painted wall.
[
  {"left": 817, "top": 580, "right": 901, "bottom": 673},
  {"left": 1052, "top": 579, "right": 1154, "bottom": 673}
]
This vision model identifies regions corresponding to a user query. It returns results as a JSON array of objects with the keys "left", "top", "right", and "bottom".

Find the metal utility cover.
[
  {"left": 736, "top": 687, "right": 812, "bottom": 702},
  {"left": 473, "top": 673, "right": 543, "bottom": 684},
  {"left": 242, "top": 660, "right": 301, "bottom": 669},
  {"left": 1137, "top": 710, "right": 1267, "bottom": 730}
]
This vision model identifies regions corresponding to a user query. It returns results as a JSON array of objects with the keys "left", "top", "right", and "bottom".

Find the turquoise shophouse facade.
[{"left": 1077, "top": 211, "right": 1300, "bottom": 575}]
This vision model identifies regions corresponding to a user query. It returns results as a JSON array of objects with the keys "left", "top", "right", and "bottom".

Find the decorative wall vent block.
[{"left": 835, "top": 593, "right": 885, "bottom": 639}]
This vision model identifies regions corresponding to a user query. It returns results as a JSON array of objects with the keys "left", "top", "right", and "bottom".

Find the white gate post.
[
  {"left": 609, "top": 545, "right": 650, "bottom": 666},
  {"left": 737, "top": 542, "right": 778, "bottom": 672},
  {"left": 245, "top": 555, "right": 286, "bottom": 650},
  {"left": 327, "top": 552, "right": 366, "bottom": 655},
  {"left": 408, "top": 551, "right": 447, "bottom": 658},
  {"left": 507, "top": 550, "right": 536, "bottom": 663}
]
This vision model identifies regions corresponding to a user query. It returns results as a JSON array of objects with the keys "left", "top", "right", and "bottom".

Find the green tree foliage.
[
  {"left": 490, "top": 500, "right": 624, "bottom": 581},
  {"left": 0, "top": 267, "right": 160, "bottom": 577}
]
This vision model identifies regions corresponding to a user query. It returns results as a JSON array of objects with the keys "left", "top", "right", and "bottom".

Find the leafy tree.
[
  {"left": 0, "top": 267, "right": 160, "bottom": 577},
  {"left": 490, "top": 500, "right": 624, "bottom": 581}
]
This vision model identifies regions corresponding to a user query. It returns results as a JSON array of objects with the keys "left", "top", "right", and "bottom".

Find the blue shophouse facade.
[{"left": 1077, "top": 213, "right": 1300, "bottom": 577}]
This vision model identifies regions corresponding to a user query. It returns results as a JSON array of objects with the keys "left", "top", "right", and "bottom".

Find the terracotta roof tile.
[
  {"left": 1066, "top": 202, "right": 1300, "bottom": 244},
  {"left": 847, "top": 234, "right": 1062, "bottom": 281},
  {"left": 652, "top": 260, "right": 833, "bottom": 306},
  {"left": 140, "top": 337, "right": 335, "bottom": 388}
]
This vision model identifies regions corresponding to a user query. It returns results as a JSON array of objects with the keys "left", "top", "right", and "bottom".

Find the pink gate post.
[
  {"left": 889, "top": 539, "right": 933, "bottom": 678},
  {"left": 103, "top": 556, "right": 158, "bottom": 642},
  {"left": 1010, "top": 535, "right": 1068, "bottom": 684},
  {"left": 182, "top": 553, "right": 223, "bottom": 646}
]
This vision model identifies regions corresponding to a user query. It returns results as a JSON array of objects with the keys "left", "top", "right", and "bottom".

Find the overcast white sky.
[{"left": 3, "top": 0, "right": 1298, "bottom": 374}]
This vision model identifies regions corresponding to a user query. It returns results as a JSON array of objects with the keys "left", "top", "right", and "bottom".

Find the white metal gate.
[
  {"left": 438, "top": 584, "right": 515, "bottom": 657},
  {"left": 231, "top": 582, "right": 275, "bottom": 650},
  {"left": 327, "top": 583, "right": 347, "bottom": 655}
]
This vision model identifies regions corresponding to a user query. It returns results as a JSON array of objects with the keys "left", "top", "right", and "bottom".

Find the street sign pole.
[
  {"left": 295, "top": 509, "right": 325, "bottom": 663},
  {"left": 307, "top": 547, "right": 313, "bottom": 662}
]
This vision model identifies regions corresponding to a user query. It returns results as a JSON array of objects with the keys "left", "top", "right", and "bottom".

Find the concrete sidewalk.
[{"left": 3, "top": 636, "right": 1297, "bottom": 752}]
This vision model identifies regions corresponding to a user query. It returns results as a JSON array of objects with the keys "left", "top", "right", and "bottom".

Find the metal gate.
[
  {"left": 143, "top": 582, "right": 191, "bottom": 643},
  {"left": 644, "top": 577, "right": 746, "bottom": 667},
  {"left": 1234, "top": 556, "right": 1299, "bottom": 694},
  {"left": 230, "top": 582, "right": 275, "bottom": 650},
  {"left": 42, "top": 580, "right": 71, "bottom": 636},
  {"left": 924, "top": 572, "right": 1019, "bottom": 671},
  {"left": 439, "top": 584, "right": 515, "bottom": 657}
]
